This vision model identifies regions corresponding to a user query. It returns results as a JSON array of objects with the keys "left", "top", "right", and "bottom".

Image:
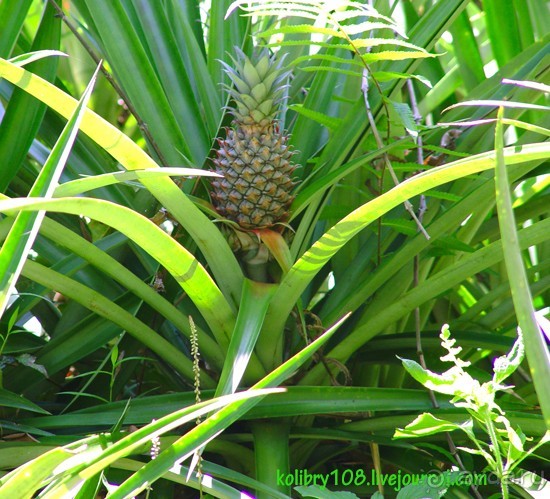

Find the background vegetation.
[{"left": 0, "top": 0, "right": 548, "bottom": 497}]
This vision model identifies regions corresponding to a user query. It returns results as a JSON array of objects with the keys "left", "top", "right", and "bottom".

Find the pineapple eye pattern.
[{"left": 211, "top": 49, "right": 297, "bottom": 231}]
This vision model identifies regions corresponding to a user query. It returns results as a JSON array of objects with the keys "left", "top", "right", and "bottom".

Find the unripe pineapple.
[{"left": 211, "top": 49, "right": 297, "bottom": 231}]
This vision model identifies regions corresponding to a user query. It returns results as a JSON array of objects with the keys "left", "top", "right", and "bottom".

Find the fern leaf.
[
  {"left": 381, "top": 219, "right": 417, "bottom": 236},
  {"left": 265, "top": 40, "right": 345, "bottom": 49},
  {"left": 230, "top": 0, "right": 434, "bottom": 83},
  {"left": 298, "top": 66, "right": 362, "bottom": 77},
  {"left": 353, "top": 38, "right": 431, "bottom": 52},
  {"left": 432, "top": 236, "right": 475, "bottom": 253},
  {"left": 229, "top": 1, "right": 318, "bottom": 14},
  {"left": 331, "top": 3, "right": 396, "bottom": 24},
  {"left": 372, "top": 71, "right": 433, "bottom": 89},
  {"left": 264, "top": 42, "right": 433, "bottom": 63},
  {"left": 337, "top": 21, "right": 402, "bottom": 37},
  {"left": 387, "top": 100, "right": 418, "bottom": 137},
  {"left": 293, "top": 54, "right": 364, "bottom": 68},
  {"left": 261, "top": 22, "right": 399, "bottom": 40},
  {"left": 424, "top": 190, "right": 462, "bottom": 203},
  {"left": 238, "top": 9, "right": 319, "bottom": 20},
  {"left": 260, "top": 25, "right": 341, "bottom": 38},
  {"left": 289, "top": 104, "right": 343, "bottom": 131},
  {"left": 362, "top": 51, "right": 435, "bottom": 63}
]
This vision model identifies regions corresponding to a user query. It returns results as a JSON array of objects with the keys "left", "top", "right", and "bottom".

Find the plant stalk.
[{"left": 252, "top": 421, "right": 290, "bottom": 497}]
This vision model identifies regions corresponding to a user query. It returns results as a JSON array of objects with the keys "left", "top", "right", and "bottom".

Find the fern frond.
[
  {"left": 266, "top": 40, "right": 433, "bottom": 61},
  {"left": 237, "top": 9, "right": 320, "bottom": 21},
  {"left": 341, "top": 21, "right": 404, "bottom": 37},
  {"left": 289, "top": 104, "right": 343, "bottom": 131},
  {"left": 387, "top": 100, "right": 418, "bottom": 136},
  {"left": 330, "top": 8, "right": 399, "bottom": 27},
  {"left": 227, "top": 0, "right": 435, "bottom": 159},
  {"left": 260, "top": 25, "right": 344, "bottom": 38},
  {"left": 372, "top": 71, "right": 432, "bottom": 89},
  {"left": 352, "top": 38, "right": 431, "bottom": 52},
  {"left": 424, "top": 190, "right": 463, "bottom": 203},
  {"left": 381, "top": 218, "right": 417, "bottom": 236},
  {"left": 292, "top": 53, "right": 364, "bottom": 68},
  {"left": 259, "top": 21, "right": 399, "bottom": 39},
  {"left": 298, "top": 65, "right": 362, "bottom": 77},
  {"left": 229, "top": 1, "right": 433, "bottom": 69},
  {"left": 362, "top": 51, "right": 435, "bottom": 63}
]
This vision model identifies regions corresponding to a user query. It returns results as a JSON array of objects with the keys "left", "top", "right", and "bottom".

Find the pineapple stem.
[
  {"left": 243, "top": 245, "right": 270, "bottom": 282},
  {"left": 252, "top": 421, "right": 290, "bottom": 497}
]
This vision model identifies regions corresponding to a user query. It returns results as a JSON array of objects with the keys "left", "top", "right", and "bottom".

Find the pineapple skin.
[
  {"left": 212, "top": 123, "right": 295, "bottom": 229},
  {"left": 211, "top": 50, "right": 297, "bottom": 231}
]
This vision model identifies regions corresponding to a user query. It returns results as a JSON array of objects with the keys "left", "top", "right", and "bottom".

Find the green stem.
[
  {"left": 243, "top": 245, "right": 270, "bottom": 283},
  {"left": 252, "top": 421, "right": 290, "bottom": 497},
  {"left": 483, "top": 409, "right": 508, "bottom": 499}
]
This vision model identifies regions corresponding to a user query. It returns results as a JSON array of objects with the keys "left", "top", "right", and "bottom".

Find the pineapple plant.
[{"left": 211, "top": 49, "right": 297, "bottom": 233}]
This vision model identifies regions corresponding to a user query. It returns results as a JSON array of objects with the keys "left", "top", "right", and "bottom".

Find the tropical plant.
[
  {"left": 396, "top": 325, "right": 550, "bottom": 499},
  {"left": 0, "top": 0, "right": 549, "bottom": 498}
]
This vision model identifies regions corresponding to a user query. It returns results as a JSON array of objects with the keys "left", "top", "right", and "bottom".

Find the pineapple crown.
[{"left": 220, "top": 48, "right": 290, "bottom": 126}]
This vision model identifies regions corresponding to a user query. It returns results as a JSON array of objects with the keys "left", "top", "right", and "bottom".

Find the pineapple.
[{"left": 211, "top": 49, "right": 296, "bottom": 231}]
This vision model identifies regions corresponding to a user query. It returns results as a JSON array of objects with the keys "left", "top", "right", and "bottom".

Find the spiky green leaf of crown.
[
  {"left": 211, "top": 49, "right": 297, "bottom": 231},
  {"left": 221, "top": 48, "right": 290, "bottom": 126}
]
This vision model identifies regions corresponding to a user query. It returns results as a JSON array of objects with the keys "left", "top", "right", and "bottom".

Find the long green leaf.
[
  {"left": 494, "top": 107, "right": 550, "bottom": 429},
  {"left": 53, "top": 167, "right": 220, "bottom": 197},
  {"left": 216, "top": 279, "right": 276, "bottom": 395},
  {"left": 0, "top": 196, "right": 235, "bottom": 349},
  {"left": 0, "top": 388, "right": 49, "bottom": 415},
  {"left": 483, "top": 0, "right": 522, "bottom": 68},
  {"left": 106, "top": 314, "right": 349, "bottom": 498},
  {"left": 168, "top": 4, "right": 222, "bottom": 137},
  {"left": 38, "top": 390, "right": 281, "bottom": 498},
  {"left": 70, "top": 0, "right": 196, "bottom": 164},
  {"left": 0, "top": 0, "right": 33, "bottom": 57},
  {"left": 209, "top": 0, "right": 249, "bottom": 96},
  {"left": 300, "top": 218, "right": 550, "bottom": 385},
  {"left": 130, "top": 0, "right": 211, "bottom": 161},
  {"left": 0, "top": 57, "right": 243, "bottom": 306},
  {"left": 0, "top": 62, "right": 98, "bottom": 318},
  {"left": 0, "top": 437, "right": 100, "bottom": 499},
  {"left": 20, "top": 385, "right": 451, "bottom": 431},
  {"left": 449, "top": 10, "right": 485, "bottom": 91},
  {"left": 0, "top": 2, "right": 60, "bottom": 192},
  {"left": 21, "top": 259, "right": 212, "bottom": 387},
  {"left": 0, "top": 201, "right": 226, "bottom": 370},
  {"left": 263, "top": 142, "right": 550, "bottom": 358}
]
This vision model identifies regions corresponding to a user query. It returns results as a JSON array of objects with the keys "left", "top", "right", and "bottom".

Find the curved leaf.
[
  {"left": 22, "top": 259, "right": 211, "bottom": 387},
  {"left": 54, "top": 167, "right": 220, "bottom": 197},
  {"left": 0, "top": 197, "right": 235, "bottom": 348},
  {"left": 263, "top": 142, "right": 550, "bottom": 355},
  {"left": 0, "top": 62, "right": 98, "bottom": 317},
  {"left": 0, "top": 57, "right": 243, "bottom": 306}
]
